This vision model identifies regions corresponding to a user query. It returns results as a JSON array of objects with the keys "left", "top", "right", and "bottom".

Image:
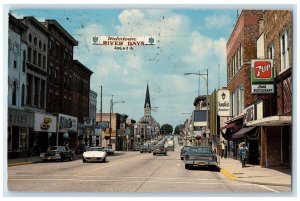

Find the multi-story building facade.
[
  {"left": 42, "top": 19, "right": 79, "bottom": 148},
  {"left": 8, "top": 14, "right": 30, "bottom": 158},
  {"left": 225, "top": 10, "right": 263, "bottom": 163},
  {"left": 246, "top": 10, "right": 292, "bottom": 167}
]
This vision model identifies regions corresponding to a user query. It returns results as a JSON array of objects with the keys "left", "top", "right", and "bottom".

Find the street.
[{"left": 7, "top": 144, "right": 289, "bottom": 193}]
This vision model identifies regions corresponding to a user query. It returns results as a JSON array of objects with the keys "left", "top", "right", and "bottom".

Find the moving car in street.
[
  {"left": 40, "top": 146, "right": 75, "bottom": 162},
  {"left": 184, "top": 146, "right": 217, "bottom": 170},
  {"left": 153, "top": 145, "right": 167, "bottom": 156},
  {"left": 103, "top": 146, "right": 114, "bottom": 155},
  {"left": 180, "top": 145, "right": 193, "bottom": 160},
  {"left": 140, "top": 145, "right": 152, "bottom": 153},
  {"left": 82, "top": 146, "right": 107, "bottom": 163}
]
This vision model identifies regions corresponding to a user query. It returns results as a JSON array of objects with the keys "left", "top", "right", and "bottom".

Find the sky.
[{"left": 7, "top": 6, "right": 240, "bottom": 128}]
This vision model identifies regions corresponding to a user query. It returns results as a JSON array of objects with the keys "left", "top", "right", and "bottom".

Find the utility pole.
[{"left": 100, "top": 85, "right": 102, "bottom": 122}]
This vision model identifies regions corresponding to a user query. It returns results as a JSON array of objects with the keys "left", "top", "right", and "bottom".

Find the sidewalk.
[
  {"left": 7, "top": 156, "right": 42, "bottom": 167},
  {"left": 217, "top": 157, "right": 291, "bottom": 187}
]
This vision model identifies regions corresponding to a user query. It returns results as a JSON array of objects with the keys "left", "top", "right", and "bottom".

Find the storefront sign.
[
  {"left": 251, "top": 59, "right": 275, "bottom": 94},
  {"left": 33, "top": 113, "right": 57, "bottom": 132},
  {"left": 8, "top": 108, "right": 33, "bottom": 127},
  {"left": 95, "top": 121, "right": 109, "bottom": 129},
  {"left": 251, "top": 84, "right": 274, "bottom": 94},
  {"left": 217, "top": 89, "right": 230, "bottom": 116},
  {"left": 244, "top": 105, "right": 255, "bottom": 125},
  {"left": 92, "top": 36, "right": 156, "bottom": 51},
  {"left": 58, "top": 114, "right": 77, "bottom": 133}
]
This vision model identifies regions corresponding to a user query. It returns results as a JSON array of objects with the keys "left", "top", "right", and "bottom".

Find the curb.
[
  {"left": 8, "top": 162, "right": 34, "bottom": 167},
  {"left": 219, "top": 168, "right": 237, "bottom": 181}
]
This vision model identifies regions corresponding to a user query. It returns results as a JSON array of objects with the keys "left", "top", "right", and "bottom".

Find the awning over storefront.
[
  {"left": 232, "top": 126, "right": 257, "bottom": 139},
  {"left": 246, "top": 115, "right": 291, "bottom": 126}
]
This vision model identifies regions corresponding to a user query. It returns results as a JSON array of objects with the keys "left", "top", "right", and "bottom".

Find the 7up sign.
[{"left": 251, "top": 59, "right": 275, "bottom": 94}]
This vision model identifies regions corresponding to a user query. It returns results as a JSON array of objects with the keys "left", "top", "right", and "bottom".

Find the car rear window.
[{"left": 188, "top": 147, "right": 213, "bottom": 154}]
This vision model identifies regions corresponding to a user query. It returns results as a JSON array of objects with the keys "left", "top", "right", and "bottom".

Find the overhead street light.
[{"left": 184, "top": 69, "right": 209, "bottom": 140}]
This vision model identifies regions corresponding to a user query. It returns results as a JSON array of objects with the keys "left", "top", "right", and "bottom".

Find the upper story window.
[
  {"left": 22, "top": 50, "right": 26, "bottom": 72},
  {"left": 280, "top": 30, "right": 290, "bottom": 72},
  {"left": 267, "top": 43, "right": 274, "bottom": 59},
  {"left": 28, "top": 33, "right": 32, "bottom": 43},
  {"left": 39, "top": 40, "right": 42, "bottom": 49},
  {"left": 34, "top": 37, "right": 37, "bottom": 46}
]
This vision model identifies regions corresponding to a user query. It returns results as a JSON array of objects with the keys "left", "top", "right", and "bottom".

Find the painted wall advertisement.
[
  {"left": 33, "top": 113, "right": 57, "bottom": 132},
  {"left": 251, "top": 59, "right": 275, "bottom": 94},
  {"left": 217, "top": 89, "right": 230, "bottom": 116},
  {"left": 58, "top": 114, "right": 78, "bottom": 133},
  {"left": 91, "top": 36, "right": 156, "bottom": 51}
]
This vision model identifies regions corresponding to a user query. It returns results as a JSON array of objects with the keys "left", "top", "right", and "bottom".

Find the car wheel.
[
  {"left": 102, "top": 157, "right": 106, "bottom": 163},
  {"left": 185, "top": 164, "right": 190, "bottom": 170},
  {"left": 149, "top": 151, "right": 151, "bottom": 153},
  {"left": 69, "top": 155, "right": 73, "bottom": 161},
  {"left": 140, "top": 151, "right": 142, "bottom": 153},
  {"left": 83, "top": 158, "right": 86, "bottom": 163},
  {"left": 153, "top": 153, "right": 156, "bottom": 155}
]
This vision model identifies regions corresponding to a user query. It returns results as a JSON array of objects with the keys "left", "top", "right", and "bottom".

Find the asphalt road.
[{"left": 7, "top": 144, "right": 288, "bottom": 194}]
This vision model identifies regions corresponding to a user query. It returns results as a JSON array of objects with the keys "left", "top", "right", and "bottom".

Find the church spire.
[{"left": 144, "top": 82, "right": 151, "bottom": 109}]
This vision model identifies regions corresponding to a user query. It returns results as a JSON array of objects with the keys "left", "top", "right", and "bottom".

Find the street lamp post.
[{"left": 184, "top": 69, "right": 209, "bottom": 142}]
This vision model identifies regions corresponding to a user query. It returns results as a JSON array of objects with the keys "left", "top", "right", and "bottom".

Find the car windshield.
[
  {"left": 187, "top": 147, "right": 213, "bottom": 154},
  {"left": 87, "top": 147, "right": 103, "bottom": 151}
]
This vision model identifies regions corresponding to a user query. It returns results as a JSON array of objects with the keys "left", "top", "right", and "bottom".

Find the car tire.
[
  {"left": 69, "top": 155, "right": 73, "bottom": 161},
  {"left": 185, "top": 164, "right": 190, "bottom": 170},
  {"left": 149, "top": 151, "right": 151, "bottom": 153},
  {"left": 83, "top": 158, "right": 86, "bottom": 163},
  {"left": 180, "top": 157, "right": 183, "bottom": 160},
  {"left": 153, "top": 153, "right": 156, "bottom": 155},
  {"left": 102, "top": 157, "right": 106, "bottom": 163}
]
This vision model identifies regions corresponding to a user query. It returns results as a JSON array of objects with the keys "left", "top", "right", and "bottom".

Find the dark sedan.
[
  {"left": 103, "top": 146, "right": 114, "bottom": 155},
  {"left": 153, "top": 145, "right": 167, "bottom": 156},
  {"left": 184, "top": 146, "right": 217, "bottom": 170},
  {"left": 40, "top": 146, "right": 75, "bottom": 162}
]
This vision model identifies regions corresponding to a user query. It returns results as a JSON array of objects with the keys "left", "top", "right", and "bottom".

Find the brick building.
[
  {"left": 246, "top": 10, "right": 292, "bottom": 167},
  {"left": 225, "top": 10, "right": 264, "bottom": 163}
]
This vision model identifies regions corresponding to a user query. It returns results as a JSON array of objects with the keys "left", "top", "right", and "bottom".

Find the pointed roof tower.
[{"left": 144, "top": 82, "right": 151, "bottom": 109}]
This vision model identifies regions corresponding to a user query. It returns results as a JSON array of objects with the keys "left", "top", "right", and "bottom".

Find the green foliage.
[
  {"left": 160, "top": 124, "right": 173, "bottom": 135},
  {"left": 174, "top": 124, "right": 184, "bottom": 134}
]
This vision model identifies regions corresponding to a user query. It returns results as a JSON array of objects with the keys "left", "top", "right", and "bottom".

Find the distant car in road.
[
  {"left": 153, "top": 145, "right": 167, "bottom": 156},
  {"left": 133, "top": 145, "right": 140, "bottom": 151},
  {"left": 82, "top": 146, "right": 107, "bottom": 163},
  {"left": 140, "top": 145, "right": 152, "bottom": 153},
  {"left": 184, "top": 146, "right": 217, "bottom": 170},
  {"left": 40, "top": 146, "right": 75, "bottom": 162},
  {"left": 180, "top": 145, "right": 193, "bottom": 160},
  {"left": 103, "top": 146, "right": 114, "bottom": 155}
]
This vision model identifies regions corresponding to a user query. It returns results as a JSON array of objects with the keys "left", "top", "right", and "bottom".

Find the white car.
[{"left": 82, "top": 146, "right": 107, "bottom": 163}]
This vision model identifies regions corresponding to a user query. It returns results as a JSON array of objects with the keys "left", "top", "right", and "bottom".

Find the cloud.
[{"left": 204, "top": 14, "right": 233, "bottom": 29}]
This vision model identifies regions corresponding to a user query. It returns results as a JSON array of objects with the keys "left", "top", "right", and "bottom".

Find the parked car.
[
  {"left": 82, "top": 146, "right": 107, "bottom": 163},
  {"left": 184, "top": 146, "right": 218, "bottom": 170},
  {"left": 40, "top": 146, "right": 75, "bottom": 162},
  {"left": 153, "top": 145, "right": 167, "bottom": 156},
  {"left": 133, "top": 145, "right": 140, "bottom": 151},
  {"left": 140, "top": 145, "right": 152, "bottom": 153},
  {"left": 180, "top": 145, "right": 193, "bottom": 160},
  {"left": 103, "top": 146, "right": 114, "bottom": 155}
]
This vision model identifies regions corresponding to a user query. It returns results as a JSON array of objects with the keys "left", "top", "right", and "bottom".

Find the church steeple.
[{"left": 144, "top": 82, "right": 151, "bottom": 118}]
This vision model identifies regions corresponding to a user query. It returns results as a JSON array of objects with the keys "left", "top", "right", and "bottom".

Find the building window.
[
  {"left": 239, "top": 84, "right": 244, "bottom": 114},
  {"left": 22, "top": 50, "right": 26, "bottom": 72},
  {"left": 34, "top": 77, "right": 39, "bottom": 106},
  {"left": 28, "top": 33, "right": 32, "bottom": 43},
  {"left": 42, "top": 56, "right": 46, "bottom": 69},
  {"left": 28, "top": 47, "right": 32, "bottom": 62},
  {"left": 26, "top": 75, "right": 32, "bottom": 105},
  {"left": 12, "top": 81, "right": 17, "bottom": 105},
  {"left": 38, "top": 53, "right": 41, "bottom": 67},
  {"left": 13, "top": 45, "right": 18, "bottom": 68},
  {"left": 40, "top": 80, "right": 45, "bottom": 108},
  {"left": 21, "top": 84, "right": 25, "bottom": 106},
  {"left": 39, "top": 40, "right": 42, "bottom": 49},
  {"left": 34, "top": 37, "right": 37, "bottom": 46},
  {"left": 280, "top": 30, "right": 289, "bottom": 72},
  {"left": 267, "top": 43, "right": 274, "bottom": 59},
  {"left": 33, "top": 50, "right": 37, "bottom": 65}
]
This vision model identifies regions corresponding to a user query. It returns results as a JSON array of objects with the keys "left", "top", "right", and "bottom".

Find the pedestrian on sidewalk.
[
  {"left": 221, "top": 141, "right": 225, "bottom": 158},
  {"left": 239, "top": 142, "right": 248, "bottom": 168}
]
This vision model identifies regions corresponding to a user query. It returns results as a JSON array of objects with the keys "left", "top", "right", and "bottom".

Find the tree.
[
  {"left": 160, "top": 124, "right": 173, "bottom": 135},
  {"left": 174, "top": 124, "right": 184, "bottom": 135}
]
